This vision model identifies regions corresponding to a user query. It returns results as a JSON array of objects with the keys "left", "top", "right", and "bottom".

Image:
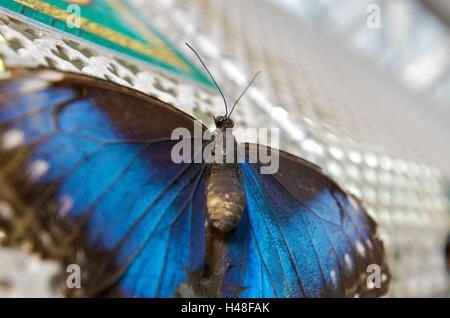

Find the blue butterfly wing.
[
  {"left": 220, "top": 144, "right": 390, "bottom": 297},
  {"left": 0, "top": 69, "right": 389, "bottom": 298},
  {"left": 0, "top": 69, "right": 208, "bottom": 297}
]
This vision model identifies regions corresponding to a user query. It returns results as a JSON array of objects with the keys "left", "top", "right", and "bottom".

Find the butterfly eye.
[
  {"left": 214, "top": 116, "right": 234, "bottom": 129},
  {"left": 214, "top": 115, "right": 225, "bottom": 127}
]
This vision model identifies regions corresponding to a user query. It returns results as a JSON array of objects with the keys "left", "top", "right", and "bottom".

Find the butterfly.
[{"left": 0, "top": 44, "right": 390, "bottom": 298}]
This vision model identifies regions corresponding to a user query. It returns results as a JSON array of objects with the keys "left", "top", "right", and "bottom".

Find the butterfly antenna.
[
  {"left": 228, "top": 71, "right": 260, "bottom": 117},
  {"left": 185, "top": 42, "right": 228, "bottom": 116}
]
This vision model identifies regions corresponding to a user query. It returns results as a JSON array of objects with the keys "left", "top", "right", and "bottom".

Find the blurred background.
[
  {"left": 270, "top": 0, "right": 450, "bottom": 107},
  {"left": 0, "top": 0, "right": 449, "bottom": 297}
]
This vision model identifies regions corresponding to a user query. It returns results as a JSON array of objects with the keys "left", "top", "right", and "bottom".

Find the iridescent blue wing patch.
[
  {"left": 219, "top": 144, "right": 390, "bottom": 297},
  {"left": 0, "top": 69, "right": 208, "bottom": 297}
]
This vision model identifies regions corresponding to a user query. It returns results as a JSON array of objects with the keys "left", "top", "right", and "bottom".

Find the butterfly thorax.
[{"left": 206, "top": 119, "right": 245, "bottom": 233}]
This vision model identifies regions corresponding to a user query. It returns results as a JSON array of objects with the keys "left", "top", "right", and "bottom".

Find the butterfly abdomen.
[{"left": 206, "top": 163, "right": 244, "bottom": 232}]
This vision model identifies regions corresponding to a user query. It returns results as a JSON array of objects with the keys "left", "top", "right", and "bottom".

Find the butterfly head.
[
  {"left": 185, "top": 42, "right": 260, "bottom": 131},
  {"left": 214, "top": 115, "right": 234, "bottom": 129}
]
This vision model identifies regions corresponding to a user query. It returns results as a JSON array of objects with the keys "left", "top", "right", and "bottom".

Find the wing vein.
[{"left": 246, "top": 163, "right": 306, "bottom": 297}]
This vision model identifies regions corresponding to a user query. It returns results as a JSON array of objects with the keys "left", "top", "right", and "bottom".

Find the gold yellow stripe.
[
  {"left": 0, "top": 34, "right": 6, "bottom": 72},
  {"left": 14, "top": 0, "right": 190, "bottom": 71},
  {"left": 0, "top": 58, "right": 5, "bottom": 73}
]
